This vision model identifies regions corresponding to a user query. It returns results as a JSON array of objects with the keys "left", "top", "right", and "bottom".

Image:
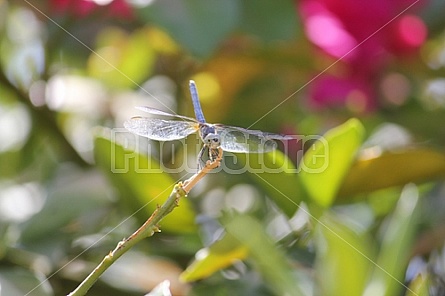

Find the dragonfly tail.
[{"left": 189, "top": 80, "right": 206, "bottom": 123}]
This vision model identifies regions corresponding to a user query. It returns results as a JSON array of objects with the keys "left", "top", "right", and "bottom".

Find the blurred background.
[{"left": 1, "top": 0, "right": 445, "bottom": 295}]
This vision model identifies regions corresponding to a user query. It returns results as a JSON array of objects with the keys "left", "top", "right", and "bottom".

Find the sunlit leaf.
[
  {"left": 180, "top": 233, "right": 248, "bottom": 282},
  {"left": 138, "top": 0, "right": 240, "bottom": 57},
  {"left": 299, "top": 118, "right": 365, "bottom": 207},
  {"left": 314, "top": 214, "right": 373, "bottom": 296},
  {"left": 146, "top": 27, "right": 180, "bottom": 54},
  {"left": 363, "top": 184, "right": 420, "bottom": 296},
  {"left": 338, "top": 148, "right": 445, "bottom": 198},
  {"left": 93, "top": 128, "right": 196, "bottom": 233},
  {"left": 88, "top": 27, "right": 156, "bottom": 89}
]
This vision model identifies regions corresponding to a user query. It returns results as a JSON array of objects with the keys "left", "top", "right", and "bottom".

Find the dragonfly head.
[{"left": 203, "top": 133, "right": 220, "bottom": 149}]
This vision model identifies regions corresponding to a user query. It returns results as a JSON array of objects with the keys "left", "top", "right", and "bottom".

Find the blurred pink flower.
[
  {"left": 299, "top": 0, "right": 427, "bottom": 61},
  {"left": 50, "top": 0, "right": 133, "bottom": 19},
  {"left": 308, "top": 75, "right": 375, "bottom": 112},
  {"left": 298, "top": 0, "right": 427, "bottom": 112}
]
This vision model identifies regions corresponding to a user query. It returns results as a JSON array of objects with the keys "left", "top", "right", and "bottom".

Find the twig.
[{"left": 67, "top": 147, "right": 223, "bottom": 296}]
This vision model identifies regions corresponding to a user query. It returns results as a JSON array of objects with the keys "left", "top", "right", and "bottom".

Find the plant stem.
[{"left": 67, "top": 147, "right": 223, "bottom": 296}]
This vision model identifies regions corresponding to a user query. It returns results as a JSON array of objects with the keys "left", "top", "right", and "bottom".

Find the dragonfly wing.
[
  {"left": 135, "top": 106, "right": 198, "bottom": 122},
  {"left": 215, "top": 125, "right": 289, "bottom": 153},
  {"left": 124, "top": 117, "right": 198, "bottom": 141}
]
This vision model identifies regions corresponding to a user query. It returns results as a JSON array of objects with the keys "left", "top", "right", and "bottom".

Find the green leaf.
[
  {"left": 19, "top": 170, "right": 110, "bottom": 246},
  {"left": 338, "top": 149, "right": 445, "bottom": 198},
  {"left": 182, "top": 213, "right": 306, "bottom": 296},
  {"left": 299, "top": 118, "right": 365, "bottom": 207},
  {"left": 240, "top": 0, "right": 299, "bottom": 42},
  {"left": 138, "top": 0, "right": 240, "bottom": 57},
  {"left": 180, "top": 232, "right": 249, "bottom": 282},
  {"left": 314, "top": 214, "right": 373, "bottom": 296},
  {"left": 88, "top": 27, "right": 156, "bottom": 89},
  {"left": 363, "top": 184, "right": 420, "bottom": 296},
  {"left": 93, "top": 128, "right": 196, "bottom": 233},
  {"left": 222, "top": 213, "right": 304, "bottom": 296},
  {"left": 0, "top": 267, "right": 53, "bottom": 296},
  {"left": 232, "top": 149, "right": 303, "bottom": 217}
]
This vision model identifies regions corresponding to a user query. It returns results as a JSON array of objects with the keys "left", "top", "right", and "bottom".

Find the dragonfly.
[{"left": 124, "top": 80, "right": 291, "bottom": 169}]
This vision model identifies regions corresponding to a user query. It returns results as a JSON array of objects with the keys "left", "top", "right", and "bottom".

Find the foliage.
[{"left": 1, "top": 0, "right": 445, "bottom": 295}]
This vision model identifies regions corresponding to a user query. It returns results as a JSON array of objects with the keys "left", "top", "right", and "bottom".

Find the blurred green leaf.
[
  {"left": 363, "top": 184, "right": 420, "bottom": 296},
  {"left": 233, "top": 149, "right": 303, "bottom": 217},
  {"left": 19, "top": 170, "right": 111, "bottom": 250},
  {"left": 0, "top": 267, "right": 53, "bottom": 296},
  {"left": 138, "top": 0, "right": 240, "bottom": 57},
  {"left": 222, "top": 213, "right": 303, "bottom": 296},
  {"left": 338, "top": 149, "right": 445, "bottom": 198},
  {"left": 240, "top": 0, "right": 299, "bottom": 42},
  {"left": 93, "top": 129, "right": 196, "bottom": 233},
  {"left": 0, "top": 151, "right": 21, "bottom": 178},
  {"left": 180, "top": 232, "right": 248, "bottom": 282},
  {"left": 88, "top": 27, "right": 156, "bottom": 89},
  {"left": 182, "top": 213, "right": 306, "bottom": 296},
  {"left": 314, "top": 214, "right": 373, "bottom": 296},
  {"left": 300, "top": 118, "right": 365, "bottom": 207}
]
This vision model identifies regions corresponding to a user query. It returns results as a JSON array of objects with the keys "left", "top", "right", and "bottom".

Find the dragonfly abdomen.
[{"left": 189, "top": 80, "right": 206, "bottom": 123}]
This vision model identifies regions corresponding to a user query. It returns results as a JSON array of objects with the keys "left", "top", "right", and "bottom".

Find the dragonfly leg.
[
  {"left": 197, "top": 145, "right": 207, "bottom": 171},
  {"left": 210, "top": 147, "right": 222, "bottom": 168}
]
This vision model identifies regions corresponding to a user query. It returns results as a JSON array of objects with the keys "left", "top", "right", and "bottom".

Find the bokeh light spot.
[
  {"left": 190, "top": 72, "right": 221, "bottom": 103},
  {"left": 398, "top": 15, "right": 427, "bottom": 48},
  {"left": 346, "top": 90, "right": 367, "bottom": 113},
  {"left": 0, "top": 103, "right": 31, "bottom": 152},
  {"left": 380, "top": 73, "right": 411, "bottom": 106},
  {"left": 422, "top": 79, "right": 445, "bottom": 109},
  {"left": 0, "top": 182, "right": 45, "bottom": 223}
]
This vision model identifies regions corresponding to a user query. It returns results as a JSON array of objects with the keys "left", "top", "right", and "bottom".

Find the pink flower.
[
  {"left": 50, "top": 0, "right": 133, "bottom": 19},
  {"left": 299, "top": 0, "right": 427, "bottom": 61},
  {"left": 308, "top": 75, "right": 375, "bottom": 113},
  {"left": 297, "top": 0, "right": 427, "bottom": 111}
]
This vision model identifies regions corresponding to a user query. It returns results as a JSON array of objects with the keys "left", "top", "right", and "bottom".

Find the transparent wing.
[
  {"left": 135, "top": 106, "right": 198, "bottom": 122},
  {"left": 215, "top": 125, "right": 291, "bottom": 153},
  {"left": 124, "top": 117, "right": 198, "bottom": 141}
]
